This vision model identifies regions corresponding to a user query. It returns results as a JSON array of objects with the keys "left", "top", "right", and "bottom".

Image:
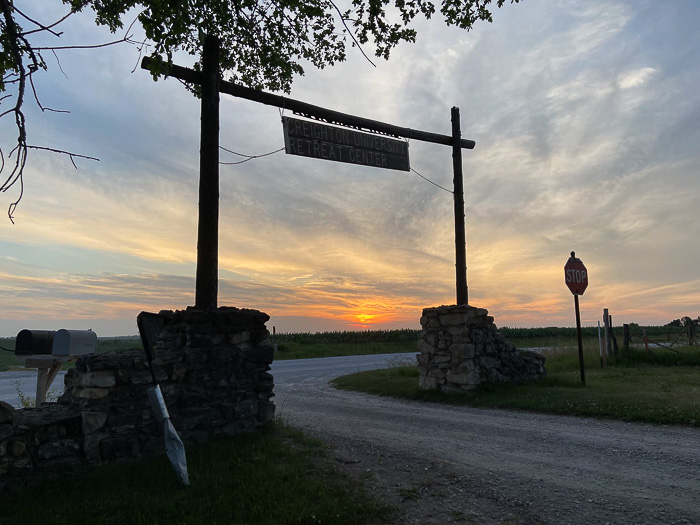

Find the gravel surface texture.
[
  {"left": 2, "top": 353, "right": 699, "bottom": 524},
  {"left": 271, "top": 353, "right": 700, "bottom": 524}
]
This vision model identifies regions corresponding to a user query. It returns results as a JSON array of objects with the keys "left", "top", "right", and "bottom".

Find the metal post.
[
  {"left": 195, "top": 35, "right": 221, "bottom": 310},
  {"left": 451, "top": 107, "right": 468, "bottom": 306},
  {"left": 575, "top": 295, "right": 585, "bottom": 386}
]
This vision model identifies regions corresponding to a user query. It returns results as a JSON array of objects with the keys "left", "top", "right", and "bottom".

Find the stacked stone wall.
[
  {"left": 418, "top": 305, "right": 545, "bottom": 392},
  {"left": 0, "top": 306, "right": 275, "bottom": 491}
]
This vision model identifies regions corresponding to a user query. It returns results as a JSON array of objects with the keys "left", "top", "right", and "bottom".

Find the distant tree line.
[{"left": 666, "top": 316, "right": 700, "bottom": 327}]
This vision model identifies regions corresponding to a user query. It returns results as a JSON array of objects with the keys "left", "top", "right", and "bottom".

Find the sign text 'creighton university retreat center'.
[{"left": 283, "top": 116, "right": 410, "bottom": 172}]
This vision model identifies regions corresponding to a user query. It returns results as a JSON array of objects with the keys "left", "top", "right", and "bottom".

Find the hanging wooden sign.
[{"left": 282, "top": 116, "right": 410, "bottom": 171}]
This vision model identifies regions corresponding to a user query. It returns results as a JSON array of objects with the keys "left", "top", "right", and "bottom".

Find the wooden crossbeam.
[{"left": 141, "top": 57, "right": 476, "bottom": 150}]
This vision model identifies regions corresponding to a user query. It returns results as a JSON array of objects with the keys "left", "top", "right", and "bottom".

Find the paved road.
[
  {"left": 0, "top": 353, "right": 409, "bottom": 407},
  {"left": 0, "top": 370, "right": 66, "bottom": 407}
]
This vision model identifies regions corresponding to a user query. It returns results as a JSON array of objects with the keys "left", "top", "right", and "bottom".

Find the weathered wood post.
[
  {"left": 597, "top": 321, "right": 604, "bottom": 367},
  {"left": 610, "top": 314, "right": 619, "bottom": 356},
  {"left": 451, "top": 107, "right": 468, "bottom": 306},
  {"left": 603, "top": 308, "right": 612, "bottom": 358},
  {"left": 195, "top": 35, "right": 221, "bottom": 310},
  {"left": 623, "top": 323, "right": 630, "bottom": 352},
  {"left": 643, "top": 328, "right": 649, "bottom": 353},
  {"left": 689, "top": 322, "right": 696, "bottom": 347}
]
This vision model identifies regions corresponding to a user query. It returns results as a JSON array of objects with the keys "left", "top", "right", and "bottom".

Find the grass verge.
[
  {"left": 0, "top": 420, "right": 391, "bottom": 525},
  {"left": 331, "top": 346, "right": 700, "bottom": 427}
]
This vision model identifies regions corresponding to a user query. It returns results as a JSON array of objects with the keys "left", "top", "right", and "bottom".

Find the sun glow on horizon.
[
  {"left": 355, "top": 313, "right": 378, "bottom": 324},
  {"left": 1, "top": 1, "right": 698, "bottom": 337}
]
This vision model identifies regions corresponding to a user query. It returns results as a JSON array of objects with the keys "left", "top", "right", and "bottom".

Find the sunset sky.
[{"left": 1, "top": 0, "right": 698, "bottom": 336}]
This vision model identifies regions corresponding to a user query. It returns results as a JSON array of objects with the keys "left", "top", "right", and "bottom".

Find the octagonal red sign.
[{"left": 564, "top": 252, "right": 588, "bottom": 296}]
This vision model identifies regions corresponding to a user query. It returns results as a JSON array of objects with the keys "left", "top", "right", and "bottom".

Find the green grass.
[
  {"left": 331, "top": 345, "right": 700, "bottom": 427},
  {"left": 0, "top": 421, "right": 391, "bottom": 525}
]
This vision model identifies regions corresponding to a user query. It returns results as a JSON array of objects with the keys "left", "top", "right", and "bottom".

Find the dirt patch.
[{"left": 315, "top": 432, "right": 546, "bottom": 524}]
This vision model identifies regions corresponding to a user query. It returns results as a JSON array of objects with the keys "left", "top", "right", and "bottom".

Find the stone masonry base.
[{"left": 417, "top": 305, "right": 545, "bottom": 392}]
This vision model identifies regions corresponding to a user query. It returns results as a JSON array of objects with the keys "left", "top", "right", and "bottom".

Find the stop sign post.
[{"left": 565, "top": 251, "right": 588, "bottom": 386}]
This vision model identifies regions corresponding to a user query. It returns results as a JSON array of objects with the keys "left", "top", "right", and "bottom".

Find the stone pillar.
[
  {"left": 1, "top": 307, "right": 277, "bottom": 491},
  {"left": 61, "top": 306, "right": 276, "bottom": 462},
  {"left": 417, "top": 305, "right": 545, "bottom": 392}
]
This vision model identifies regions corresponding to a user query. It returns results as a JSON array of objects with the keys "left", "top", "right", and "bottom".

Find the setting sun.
[{"left": 355, "top": 314, "right": 378, "bottom": 324}]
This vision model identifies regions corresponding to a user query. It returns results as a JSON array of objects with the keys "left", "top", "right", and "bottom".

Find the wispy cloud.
[
  {"left": 1, "top": 0, "right": 698, "bottom": 334},
  {"left": 617, "top": 67, "right": 657, "bottom": 89}
]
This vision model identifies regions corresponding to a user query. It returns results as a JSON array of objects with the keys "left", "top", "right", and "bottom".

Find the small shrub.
[{"left": 11, "top": 379, "right": 61, "bottom": 408}]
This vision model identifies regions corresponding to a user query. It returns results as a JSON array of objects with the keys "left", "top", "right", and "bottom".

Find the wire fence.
[{"left": 625, "top": 323, "right": 696, "bottom": 353}]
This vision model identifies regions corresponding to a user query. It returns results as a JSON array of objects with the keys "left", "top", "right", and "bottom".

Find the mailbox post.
[
  {"left": 15, "top": 329, "right": 97, "bottom": 405},
  {"left": 564, "top": 252, "right": 588, "bottom": 386}
]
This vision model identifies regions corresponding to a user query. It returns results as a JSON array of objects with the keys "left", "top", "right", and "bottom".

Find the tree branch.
[
  {"left": 34, "top": 35, "right": 132, "bottom": 51},
  {"left": 0, "top": 0, "right": 104, "bottom": 222},
  {"left": 26, "top": 145, "right": 100, "bottom": 164},
  {"left": 14, "top": 5, "right": 63, "bottom": 37},
  {"left": 18, "top": 2, "right": 86, "bottom": 37},
  {"left": 329, "top": 0, "right": 376, "bottom": 67},
  {"left": 29, "top": 72, "right": 70, "bottom": 113}
]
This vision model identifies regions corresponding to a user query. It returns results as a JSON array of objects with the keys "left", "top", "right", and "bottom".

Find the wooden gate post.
[
  {"left": 451, "top": 107, "right": 468, "bottom": 306},
  {"left": 689, "top": 322, "right": 697, "bottom": 347},
  {"left": 603, "top": 308, "right": 611, "bottom": 358},
  {"left": 195, "top": 34, "right": 221, "bottom": 310}
]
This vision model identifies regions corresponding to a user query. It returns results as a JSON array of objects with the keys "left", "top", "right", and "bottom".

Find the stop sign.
[{"left": 564, "top": 251, "right": 588, "bottom": 295}]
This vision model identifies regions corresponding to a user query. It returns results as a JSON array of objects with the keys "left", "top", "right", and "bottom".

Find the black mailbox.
[
  {"left": 14, "top": 328, "right": 96, "bottom": 407},
  {"left": 15, "top": 329, "right": 55, "bottom": 356}
]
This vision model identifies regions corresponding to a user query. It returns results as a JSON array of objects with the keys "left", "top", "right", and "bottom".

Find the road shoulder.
[{"left": 308, "top": 429, "right": 547, "bottom": 524}]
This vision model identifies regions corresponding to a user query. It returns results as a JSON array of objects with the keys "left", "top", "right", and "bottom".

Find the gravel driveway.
[
  {"left": 271, "top": 353, "right": 700, "bottom": 524},
  {"left": 2, "top": 353, "right": 698, "bottom": 523}
]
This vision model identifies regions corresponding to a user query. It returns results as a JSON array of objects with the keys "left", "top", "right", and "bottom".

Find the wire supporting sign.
[{"left": 282, "top": 116, "right": 410, "bottom": 172}]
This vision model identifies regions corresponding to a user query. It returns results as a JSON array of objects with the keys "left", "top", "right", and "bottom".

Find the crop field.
[{"left": 1, "top": 325, "right": 692, "bottom": 371}]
